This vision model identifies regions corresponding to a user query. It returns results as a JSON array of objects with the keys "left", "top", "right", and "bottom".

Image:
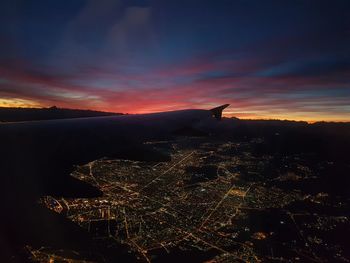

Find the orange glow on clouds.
[
  {"left": 0, "top": 53, "right": 349, "bottom": 123},
  {"left": 1, "top": 96, "right": 348, "bottom": 123},
  {"left": 224, "top": 111, "right": 350, "bottom": 123},
  {"left": 0, "top": 98, "right": 42, "bottom": 108}
]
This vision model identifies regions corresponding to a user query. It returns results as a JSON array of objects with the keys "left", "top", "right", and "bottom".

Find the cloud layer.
[{"left": 0, "top": 0, "right": 349, "bottom": 121}]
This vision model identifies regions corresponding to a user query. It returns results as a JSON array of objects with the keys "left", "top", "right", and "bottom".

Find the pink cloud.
[{"left": 0, "top": 48, "right": 349, "bottom": 122}]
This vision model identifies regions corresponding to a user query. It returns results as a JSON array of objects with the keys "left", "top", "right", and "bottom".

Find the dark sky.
[{"left": 0, "top": 0, "right": 349, "bottom": 121}]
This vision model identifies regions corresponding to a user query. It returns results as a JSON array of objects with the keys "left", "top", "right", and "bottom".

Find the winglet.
[{"left": 210, "top": 104, "right": 230, "bottom": 120}]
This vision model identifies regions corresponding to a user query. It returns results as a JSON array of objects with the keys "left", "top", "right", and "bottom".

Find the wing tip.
[{"left": 210, "top": 104, "right": 230, "bottom": 120}]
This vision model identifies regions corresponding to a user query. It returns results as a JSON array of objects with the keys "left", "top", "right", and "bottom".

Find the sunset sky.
[{"left": 0, "top": 0, "right": 349, "bottom": 122}]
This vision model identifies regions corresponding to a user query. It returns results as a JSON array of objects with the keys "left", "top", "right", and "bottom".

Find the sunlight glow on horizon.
[
  {"left": 1, "top": 98, "right": 349, "bottom": 123},
  {"left": 0, "top": 98, "right": 43, "bottom": 108}
]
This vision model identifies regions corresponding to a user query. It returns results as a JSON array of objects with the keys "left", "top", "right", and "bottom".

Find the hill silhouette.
[{"left": 0, "top": 106, "right": 122, "bottom": 122}]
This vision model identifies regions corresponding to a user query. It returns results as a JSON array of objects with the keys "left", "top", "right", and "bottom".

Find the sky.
[{"left": 0, "top": 0, "right": 349, "bottom": 122}]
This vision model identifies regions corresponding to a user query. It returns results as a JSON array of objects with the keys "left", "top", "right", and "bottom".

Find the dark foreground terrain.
[
  {"left": 1, "top": 117, "right": 350, "bottom": 262},
  {"left": 0, "top": 106, "right": 121, "bottom": 122}
]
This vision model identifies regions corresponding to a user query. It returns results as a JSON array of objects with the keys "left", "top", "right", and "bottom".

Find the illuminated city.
[{"left": 33, "top": 137, "right": 350, "bottom": 262}]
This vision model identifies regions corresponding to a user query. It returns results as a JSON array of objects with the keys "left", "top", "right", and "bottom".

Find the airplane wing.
[
  {"left": 0, "top": 105, "right": 230, "bottom": 261},
  {"left": 0, "top": 105, "right": 229, "bottom": 200}
]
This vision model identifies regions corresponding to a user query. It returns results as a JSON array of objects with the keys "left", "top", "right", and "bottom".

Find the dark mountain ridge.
[{"left": 0, "top": 106, "right": 122, "bottom": 122}]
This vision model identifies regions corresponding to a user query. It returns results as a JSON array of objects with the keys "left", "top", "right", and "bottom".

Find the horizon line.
[{"left": 1, "top": 105, "right": 349, "bottom": 124}]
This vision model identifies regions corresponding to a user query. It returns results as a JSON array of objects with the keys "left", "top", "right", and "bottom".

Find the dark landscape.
[
  {"left": 1, "top": 107, "right": 349, "bottom": 262},
  {"left": 0, "top": 106, "right": 121, "bottom": 122}
]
